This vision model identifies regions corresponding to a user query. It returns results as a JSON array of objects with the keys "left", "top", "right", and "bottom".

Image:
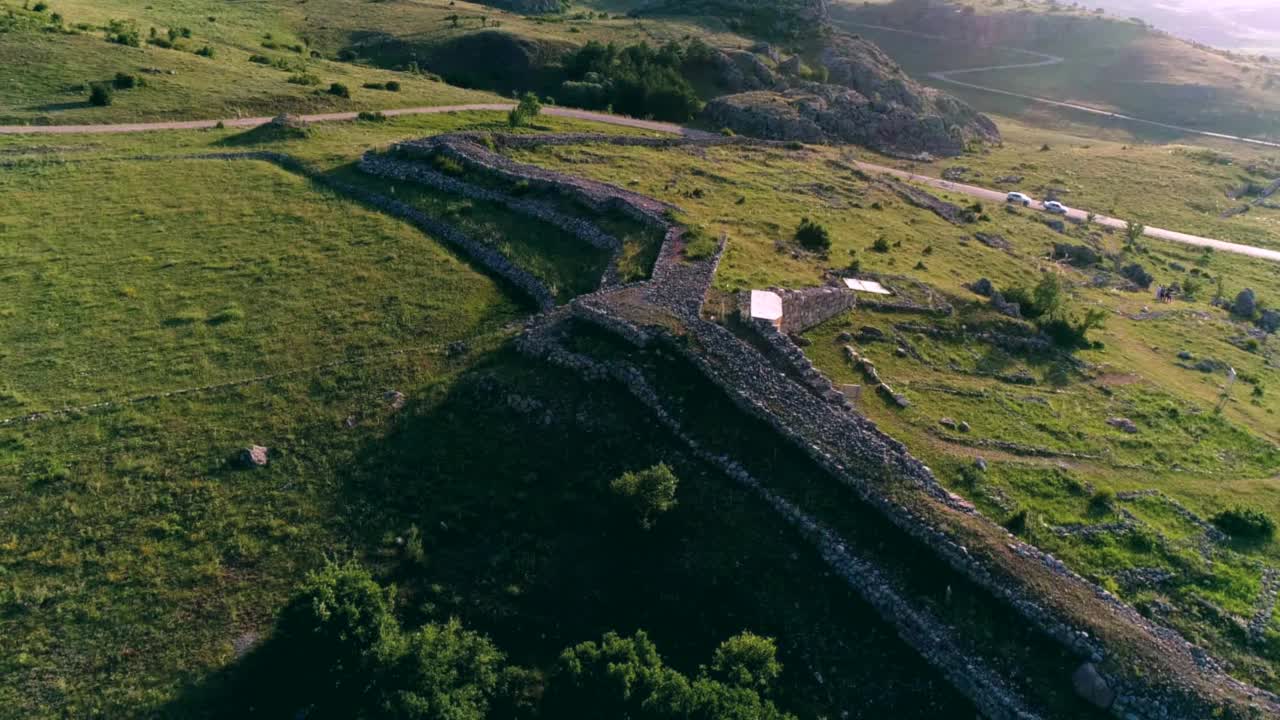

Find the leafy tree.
[
  {"left": 508, "top": 91, "right": 542, "bottom": 128},
  {"left": 328, "top": 82, "right": 350, "bottom": 98},
  {"left": 709, "top": 632, "right": 782, "bottom": 692},
  {"left": 794, "top": 218, "right": 831, "bottom": 252},
  {"left": 610, "top": 463, "right": 679, "bottom": 529},
  {"left": 382, "top": 619, "right": 506, "bottom": 720},
  {"left": 1124, "top": 220, "right": 1145, "bottom": 248},
  {"left": 275, "top": 560, "right": 400, "bottom": 706},
  {"left": 1031, "top": 273, "right": 1066, "bottom": 320}
]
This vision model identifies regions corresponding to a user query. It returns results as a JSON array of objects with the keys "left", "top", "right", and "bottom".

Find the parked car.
[
  {"left": 1044, "top": 200, "right": 1069, "bottom": 215},
  {"left": 1006, "top": 192, "right": 1033, "bottom": 207}
]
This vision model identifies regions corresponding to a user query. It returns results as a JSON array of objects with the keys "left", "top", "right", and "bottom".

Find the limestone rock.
[
  {"left": 240, "top": 445, "right": 269, "bottom": 468},
  {"left": 1071, "top": 662, "right": 1115, "bottom": 709},
  {"left": 1107, "top": 417, "right": 1139, "bottom": 434}
]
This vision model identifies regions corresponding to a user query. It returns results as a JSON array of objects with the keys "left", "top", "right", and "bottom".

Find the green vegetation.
[
  {"left": 794, "top": 217, "right": 831, "bottom": 252},
  {"left": 507, "top": 91, "right": 542, "bottom": 128},
  {"left": 610, "top": 463, "right": 680, "bottom": 529},
  {"left": 558, "top": 39, "right": 706, "bottom": 121}
]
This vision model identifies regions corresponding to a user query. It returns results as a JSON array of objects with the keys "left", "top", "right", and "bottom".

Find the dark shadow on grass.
[
  {"left": 214, "top": 123, "right": 309, "bottom": 147},
  {"left": 157, "top": 350, "right": 972, "bottom": 719},
  {"left": 24, "top": 101, "right": 93, "bottom": 112}
]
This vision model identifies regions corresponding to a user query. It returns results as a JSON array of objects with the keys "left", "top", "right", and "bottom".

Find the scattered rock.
[
  {"left": 974, "top": 457, "right": 988, "bottom": 471},
  {"left": 1071, "top": 662, "right": 1116, "bottom": 709},
  {"left": 240, "top": 445, "right": 269, "bottom": 468},
  {"left": 1195, "top": 358, "right": 1220, "bottom": 373},
  {"left": 1053, "top": 243, "right": 1100, "bottom": 267},
  {"left": 1106, "top": 417, "right": 1139, "bottom": 434},
  {"left": 1260, "top": 309, "right": 1280, "bottom": 333},
  {"left": 994, "top": 175, "right": 1023, "bottom": 185},
  {"left": 990, "top": 291, "right": 1022, "bottom": 319},
  {"left": 837, "top": 331, "right": 853, "bottom": 342},
  {"left": 942, "top": 166, "right": 969, "bottom": 181},
  {"left": 1046, "top": 219, "right": 1066, "bottom": 233},
  {"left": 385, "top": 390, "right": 407, "bottom": 411},
  {"left": 940, "top": 417, "right": 958, "bottom": 430},
  {"left": 975, "top": 233, "right": 1010, "bottom": 251},
  {"left": 446, "top": 340, "right": 469, "bottom": 357},
  {"left": 894, "top": 346, "right": 908, "bottom": 357},
  {"left": 969, "top": 277, "right": 995, "bottom": 297},
  {"left": 857, "top": 326, "right": 886, "bottom": 342},
  {"left": 959, "top": 421, "right": 971, "bottom": 433},
  {"left": 1177, "top": 350, "right": 1194, "bottom": 360}
]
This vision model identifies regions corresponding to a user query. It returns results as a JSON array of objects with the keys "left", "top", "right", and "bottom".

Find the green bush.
[
  {"left": 1089, "top": 488, "right": 1116, "bottom": 512},
  {"left": 1003, "top": 509, "right": 1029, "bottom": 535},
  {"left": 248, "top": 54, "right": 271, "bottom": 64},
  {"left": 507, "top": 91, "right": 543, "bottom": 128},
  {"left": 610, "top": 463, "right": 679, "bottom": 529},
  {"left": 112, "top": 71, "right": 136, "bottom": 89},
  {"left": 362, "top": 82, "right": 386, "bottom": 90},
  {"left": 33, "top": 1, "right": 48, "bottom": 12},
  {"left": 88, "top": 82, "right": 112, "bottom": 106},
  {"left": 328, "top": 82, "right": 350, "bottom": 98},
  {"left": 794, "top": 217, "right": 831, "bottom": 252},
  {"left": 385, "top": 80, "right": 401, "bottom": 92},
  {"left": 288, "top": 73, "right": 320, "bottom": 86},
  {"left": 871, "top": 237, "right": 891, "bottom": 253},
  {"left": 194, "top": 45, "right": 215, "bottom": 58},
  {"left": 1212, "top": 507, "right": 1275, "bottom": 540},
  {"left": 358, "top": 110, "right": 387, "bottom": 122}
]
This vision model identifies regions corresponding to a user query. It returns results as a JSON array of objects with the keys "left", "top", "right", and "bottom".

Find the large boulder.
[{"left": 1071, "top": 662, "right": 1115, "bottom": 709}]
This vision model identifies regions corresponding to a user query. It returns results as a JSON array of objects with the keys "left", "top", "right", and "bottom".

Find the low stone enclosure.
[{"left": 353, "top": 132, "right": 1278, "bottom": 718}]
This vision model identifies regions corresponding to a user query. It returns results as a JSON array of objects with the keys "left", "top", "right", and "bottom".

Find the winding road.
[
  {"left": 3, "top": 103, "right": 1278, "bottom": 263},
  {"left": 842, "top": 21, "right": 1280, "bottom": 151}
]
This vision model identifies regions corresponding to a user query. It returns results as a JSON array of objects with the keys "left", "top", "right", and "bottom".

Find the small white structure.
[
  {"left": 843, "top": 278, "right": 892, "bottom": 296},
  {"left": 749, "top": 290, "right": 783, "bottom": 326}
]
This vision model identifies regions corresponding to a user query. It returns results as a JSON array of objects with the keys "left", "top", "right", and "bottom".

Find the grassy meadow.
[{"left": 0, "top": 111, "right": 986, "bottom": 717}]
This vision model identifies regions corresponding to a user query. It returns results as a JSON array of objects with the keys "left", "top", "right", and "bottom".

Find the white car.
[
  {"left": 1007, "top": 192, "right": 1033, "bottom": 207},
  {"left": 1044, "top": 200, "right": 1069, "bottom": 215}
]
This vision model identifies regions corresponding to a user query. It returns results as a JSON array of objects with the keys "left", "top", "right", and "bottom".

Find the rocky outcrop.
[
  {"left": 703, "top": 33, "right": 999, "bottom": 156},
  {"left": 636, "top": 0, "right": 830, "bottom": 39}
]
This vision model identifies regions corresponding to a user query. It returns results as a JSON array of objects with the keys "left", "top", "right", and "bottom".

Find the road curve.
[
  {"left": 2, "top": 102, "right": 1275, "bottom": 262},
  {"left": 839, "top": 21, "right": 1280, "bottom": 150}
]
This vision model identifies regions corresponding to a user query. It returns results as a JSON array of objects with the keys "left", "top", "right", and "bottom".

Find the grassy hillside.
[
  {"left": 0, "top": 113, "right": 983, "bottom": 718},
  {"left": 831, "top": 0, "right": 1280, "bottom": 142}
]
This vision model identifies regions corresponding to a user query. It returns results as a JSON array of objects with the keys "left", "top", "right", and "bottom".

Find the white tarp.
[
  {"left": 844, "top": 278, "right": 892, "bottom": 295},
  {"left": 750, "top": 290, "right": 783, "bottom": 321}
]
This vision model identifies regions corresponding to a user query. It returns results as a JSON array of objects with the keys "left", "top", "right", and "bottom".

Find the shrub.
[
  {"left": 328, "top": 82, "right": 350, "bottom": 98},
  {"left": 112, "top": 71, "right": 136, "bottom": 89},
  {"left": 1003, "top": 509, "right": 1029, "bottom": 535},
  {"left": 88, "top": 82, "right": 112, "bottom": 106},
  {"left": 1212, "top": 507, "right": 1275, "bottom": 540},
  {"left": 33, "top": 1, "right": 48, "bottom": 11},
  {"left": 248, "top": 54, "right": 271, "bottom": 64},
  {"left": 709, "top": 633, "right": 782, "bottom": 692},
  {"left": 288, "top": 72, "right": 320, "bottom": 86},
  {"left": 610, "top": 463, "right": 679, "bottom": 529},
  {"left": 1120, "top": 262, "right": 1154, "bottom": 289},
  {"left": 361, "top": 82, "right": 386, "bottom": 90},
  {"left": 1233, "top": 288, "right": 1257, "bottom": 319},
  {"left": 1089, "top": 488, "right": 1116, "bottom": 512},
  {"left": 385, "top": 80, "right": 401, "bottom": 92},
  {"left": 719, "top": 127, "right": 736, "bottom": 137},
  {"left": 194, "top": 45, "right": 215, "bottom": 58},
  {"left": 507, "top": 91, "right": 542, "bottom": 128},
  {"left": 794, "top": 217, "right": 831, "bottom": 252},
  {"left": 681, "top": 224, "right": 718, "bottom": 260},
  {"left": 871, "top": 237, "right": 891, "bottom": 253},
  {"left": 431, "top": 153, "right": 464, "bottom": 176},
  {"left": 357, "top": 110, "right": 387, "bottom": 122}
]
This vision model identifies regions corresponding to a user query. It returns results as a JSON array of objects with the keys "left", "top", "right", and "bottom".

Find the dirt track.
[{"left": 4, "top": 103, "right": 1277, "bottom": 263}]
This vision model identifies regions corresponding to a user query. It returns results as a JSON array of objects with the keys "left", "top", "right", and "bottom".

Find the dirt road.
[
  {"left": 3, "top": 102, "right": 1276, "bottom": 262},
  {"left": 0, "top": 104, "right": 706, "bottom": 137}
]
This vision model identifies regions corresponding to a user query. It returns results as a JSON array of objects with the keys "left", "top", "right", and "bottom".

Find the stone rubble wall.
[
  {"left": 775, "top": 286, "right": 858, "bottom": 334},
  {"left": 340, "top": 134, "right": 1277, "bottom": 719},
  {"left": 515, "top": 314, "right": 1042, "bottom": 720}
]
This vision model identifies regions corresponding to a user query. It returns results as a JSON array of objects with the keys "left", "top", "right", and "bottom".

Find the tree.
[
  {"left": 794, "top": 218, "right": 831, "bottom": 252},
  {"left": 1032, "top": 273, "right": 1066, "bottom": 320},
  {"left": 382, "top": 619, "right": 506, "bottom": 720},
  {"left": 1124, "top": 220, "right": 1145, "bottom": 248},
  {"left": 1233, "top": 288, "right": 1257, "bottom": 319},
  {"left": 610, "top": 463, "right": 679, "bottom": 529},
  {"left": 88, "top": 83, "right": 113, "bottom": 106},
  {"left": 709, "top": 632, "right": 782, "bottom": 692},
  {"left": 274, "top": 560, "right": 400, "bottom": 712},
  {"left": 508, "top": 91, "right": 543, "bottom": 128}
]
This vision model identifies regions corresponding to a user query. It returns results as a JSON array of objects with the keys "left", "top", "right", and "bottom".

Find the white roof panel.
[
  {"left": 750, "top": 290, "right": 783, "bottom": 320},
  {"left": 844, "top": 278, "right": 892, "bottom": 295}
]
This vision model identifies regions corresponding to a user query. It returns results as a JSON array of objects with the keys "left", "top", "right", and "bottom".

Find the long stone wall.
[
  {"left": 516, "top": 314, "right": 1039, "bottom": 720},
  {"left": 776, "top": 286, "right": 858, "bottom": 334},
  {"left": 353, "top": 132, "right": 1278, "bottom": 719}
]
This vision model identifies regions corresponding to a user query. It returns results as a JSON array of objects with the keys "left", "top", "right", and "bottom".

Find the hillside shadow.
[
  {"left": 25, "top": 101, "right": 92, "bottom": 112},
  {"left": 156, "top": 349, "right": 973, "bottom": 718},
  {"left": 214, "top": 123, "right": 309, "bottom": 147}
]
